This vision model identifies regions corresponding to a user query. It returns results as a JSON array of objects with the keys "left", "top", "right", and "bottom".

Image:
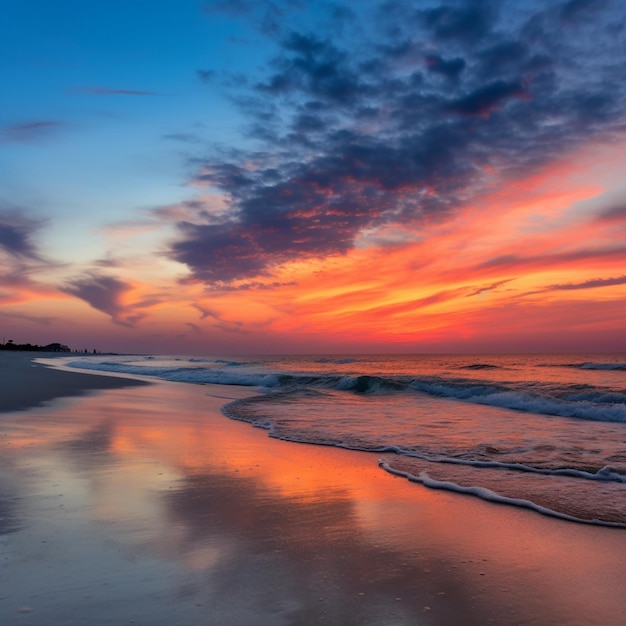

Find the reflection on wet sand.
[{"left": 2, "top": 381, "right": 626, "bottom": 625}]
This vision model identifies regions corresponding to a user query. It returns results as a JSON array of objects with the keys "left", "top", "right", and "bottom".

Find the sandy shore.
[
  {"left": 1, "top": 355, "right": 626, "bottom": 625},
  {"left": 0, "top": 352, "right": 148, "bottom": 413}
]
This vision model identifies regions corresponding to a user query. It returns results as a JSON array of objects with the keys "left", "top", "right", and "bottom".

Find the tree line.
[{"left": 0, "top": 340, "right": 71, "bottom": 352}]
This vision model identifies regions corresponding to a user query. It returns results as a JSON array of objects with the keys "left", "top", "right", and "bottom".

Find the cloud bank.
[{"left": 168, "top": 0, "right": 626, "bottom": 286}]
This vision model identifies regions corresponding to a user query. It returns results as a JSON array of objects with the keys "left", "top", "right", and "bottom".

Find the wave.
[
  {"left": 221, "top": 394, "right": 626, "bottom": 527},
  {"left": 552, "top": 361, "right": 626, "bottom": 370},
  {"left": 407, "top": 378, "right": 626, "bottom": 423},
  {"left": 580, "top": 362, "right": 626, "bottom": 370},
  {"left": 61, "top": 354, "right": 626, "bottom": 527},
  {"left": 221, "top": 397, "right": 626, "bottom": 483},
  {"left": 315, "top": 358, "right": 358, "bottom": 365},
  {"left": 65, "top": 360, "right": 280, "bottom": 387},
  {"left": 456, "top": 363, "right": 502, "bottom": 370},
  {"left": 378, "top": 462, "right": 626, "bottom": 528},
  {"left": 65, "top": 358, "right": 626, "bottom": 424},
  {"left": 214, "top": 359, "right": 247, "bottom": 366}
]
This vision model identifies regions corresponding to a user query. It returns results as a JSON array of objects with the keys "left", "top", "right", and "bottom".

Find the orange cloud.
[{"left": 197, "top": 140, "right": 626, "bottom": 350}]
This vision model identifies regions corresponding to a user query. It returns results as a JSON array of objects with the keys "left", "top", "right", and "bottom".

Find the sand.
[
  {"left": 0, "top": 352, "right": 148, "bottom": 413},
  {"left": 1, "top": 353, "right": 626, "bottom": 625}
]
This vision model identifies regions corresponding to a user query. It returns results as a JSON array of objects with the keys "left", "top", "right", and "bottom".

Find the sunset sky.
[{"left": 1, "top": 0, "right": 625, "bottom": 354}]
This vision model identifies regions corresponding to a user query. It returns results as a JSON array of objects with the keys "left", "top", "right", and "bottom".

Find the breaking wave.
[{"left": 64, "top": 356, "right": 626, "bottom": 424}]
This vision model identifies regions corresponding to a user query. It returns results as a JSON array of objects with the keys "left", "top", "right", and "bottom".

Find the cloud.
[
  {"left": 0, "top": 210, "right": 47, "bottom": 261},
  {"left": 425, "top": 54, "right": 466, "bottom": 80},
  {"left": 477, "top": 246, "right": 626, "bottom": 272},
  {"left": 75, "top": 86, "right": 158, "bottom": 96},
  {"left": 62, "top": 273, "right": 139, "bottom": 327},
  {"left": 476, "top": 40, "right": 530, "bottom": 76},
  {"left": 1, "top": 121, "right": 63, "bottom": 143},
  {"left": 193, "top": 303, "right": 221, "bottom": 320},
  {"left": 191, "top": 302, "right": 249, "bottom": 333},
  {"left": 465, "top": 279, "right": 515, "bottom": 297},
  {"left": 208, "top": 280, "right": 297, "bottom": 292},
  {"left": 170, "top": 0, "right": 626, "bottom": 285},
  {"left": 0, "top": 310, "right": 55, "bottom": 326},
  {"left": 560, "top": 0, "right": 608, "bottom": 24},
  {"left": 163, "top": 132, "right": 205, "bottom": 144},
  {"left": 257, "top": 32, "right": 364, "bottom": 105},
  {"left": 446, "top": 79, "right": 527, "bottom": 117},
  {"left": 544, "top": 275, "right": 626, "bottom": 291},
  {"left": 0, "top": 209, "right": 59, "bottom": 299},
  {"left": 597, "top": 204, "right": 626, "bottom": 222},
  {"left": 420, "top": 1, "right": 496, "bottom": 43},
  {"left": 197, "top": 69, "right": 216, "bottom": 84}
]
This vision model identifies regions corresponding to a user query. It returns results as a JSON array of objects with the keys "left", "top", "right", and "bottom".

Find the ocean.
[{"left": 58, "top": 353, "right": 626, "bottom": 528}]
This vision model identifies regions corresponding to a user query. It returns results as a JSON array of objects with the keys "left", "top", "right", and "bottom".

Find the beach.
[
  {"left": 0, "top": 352, "right": 150, "bottom": 413},
  {"left": 1, "top": 353, "right": 626, "bottom": 625}
]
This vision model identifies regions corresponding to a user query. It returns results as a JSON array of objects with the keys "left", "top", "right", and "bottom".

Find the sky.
[{"left": 1, "top": 0, "right": 626, "bottom": 355}]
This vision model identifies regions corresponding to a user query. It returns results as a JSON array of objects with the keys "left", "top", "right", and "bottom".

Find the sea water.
[{"left": 60, "top": 353, "right": 626, "bottom": 527}]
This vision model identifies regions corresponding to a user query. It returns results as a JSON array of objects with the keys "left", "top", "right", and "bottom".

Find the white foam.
[
  {"left": 66, "top": 359, "right": 279, "bottom": 388},
  {"left": 580, "top": 362, "right": 626, "bottom": 370},
  {"left": 379, "top": 462, "right": 626, "bottom": 528},
  {"left": 409, "top": 380, "right": 626, "bottom": 423}
]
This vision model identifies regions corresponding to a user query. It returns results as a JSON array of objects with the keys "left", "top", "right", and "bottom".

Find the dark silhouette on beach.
[{"left": 0, "top": 340, "right": 71, "bottom": 352}]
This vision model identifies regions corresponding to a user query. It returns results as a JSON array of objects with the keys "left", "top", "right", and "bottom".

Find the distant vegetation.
[{"left": 0, "top": 340, "right": 71, "bottom": 352}]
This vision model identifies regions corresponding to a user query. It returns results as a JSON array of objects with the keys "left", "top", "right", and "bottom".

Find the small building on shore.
[{"left": 43, "top": 343, "right": 71, "bottom": 352}]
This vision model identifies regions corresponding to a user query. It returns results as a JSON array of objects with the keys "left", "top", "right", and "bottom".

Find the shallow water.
[{"left": 57, "top": 353, "right": 626, "bottom": 526}]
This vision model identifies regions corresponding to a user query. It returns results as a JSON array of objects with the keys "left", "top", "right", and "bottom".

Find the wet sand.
[
  {"left": 0, "top": 352, "right": 148, "bottom": 413},
  {"left": 1, "top": 354, "right": 626, "bottom": 625}
]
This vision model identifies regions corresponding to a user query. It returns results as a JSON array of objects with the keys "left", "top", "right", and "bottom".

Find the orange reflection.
[{"left": 4, "top": 380, "right": 626, "bottom": 625}]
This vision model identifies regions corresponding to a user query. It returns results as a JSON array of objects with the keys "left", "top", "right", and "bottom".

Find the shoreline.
[
  {"left": 1, "top": 354, "right": 626, "bottom": 624},
  {"left": 0, "top": 351, "right": 150, "bottom": 413}
]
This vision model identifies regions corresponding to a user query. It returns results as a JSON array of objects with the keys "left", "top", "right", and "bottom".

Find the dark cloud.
[
  {"left": 196, "top": 69, "right": 215, "bottom": 84},
  {"left": 62, "top": 273, "right": 138, "bottom": 327},
  {"left": 162, "top": 132, "right": 203, "bottom": 144},
  {"left": 545, "top": 275, "right": 626, "bottom": 290},
  {"left": 0, "top": 211, "right": 46, "bottom": 260},
  {"left": 420, "top": 1, "right": 496, "bottom": 43},
  {"left": 425, "top": 54, "right": 466, "bottom": 80},
  {"left": 190, "top": 303, "right": 247, "bottom": 333},
  {"left": 1, "top": 121, "right": 63, "bottom": 143},
  {"left": 0, "top": 209, "right": 59, "bottom": 302},
  {"left": 93, "top": 257, "right": 121, "bottom": 268},
  {"left": 171, "top": 0, "right": 626, "bottom": 285},
  {"left": 560, "top": 0, "right": 608, "bottom": 23},
  {"left": 257, "top": 32, "right": 365, "bottom": 105},
  {"left": 76, "top": 86, "right": 157, "bottom": 96},
  {"left": 193, "top": 303, "right": 221, "bottom": 320},
  {"left": 465, "top": 279, "right": 515, "bottom": 297},
  {"left": 446, "top": 79, "right": 527, "bottom": 117},
  {"left": 210, "top": 280, "right": 297, "bottom": 292},
  {"left": 597, "top": 204, "right": 626, "bottom": 222},
  {"left": 476, "top": 41, "right": 530, "bottom": 77},
  {"left": 522, "top": 273, "right": 626, "bottom": 296},
  {"left": 477, "top": 246, "right": 626, "bottom": 272}
]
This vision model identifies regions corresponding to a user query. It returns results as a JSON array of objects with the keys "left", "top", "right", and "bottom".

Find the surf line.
[{"left": 378, "top": 461, "right": 626, "bottom": 529}]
